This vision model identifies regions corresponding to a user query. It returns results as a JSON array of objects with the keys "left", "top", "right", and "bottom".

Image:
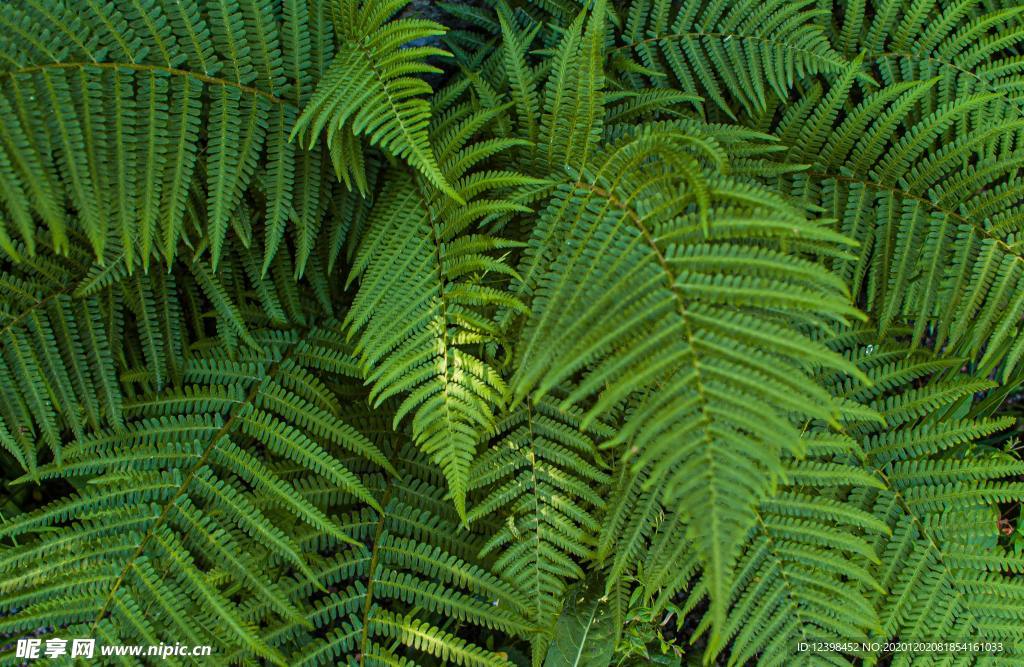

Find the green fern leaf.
[{"left": 291, "top": 0, "right": 460, "bottom": 201}]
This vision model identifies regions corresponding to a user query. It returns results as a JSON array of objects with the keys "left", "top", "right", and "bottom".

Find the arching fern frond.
[
  {"left": 291, "top": 0, "right": 460, "bottom": 201},
  {"left": 286, "top": 445, "right": 529, "bottom": 667},
  {"left": 0, "top": 237, "right": 126, "bottom": 471},
  {"left": 344, "top": 92, "right": 537, "bottom": 518},
  {"left": 703, "top": 425, "right": 890, "bottom": 666},
  {"left": 821, "top": 336, "right": 1024, "bottom": 664},
  {"left": 0, "top": 0, "right": 338, "bottom": 272},
  {"left": 773, "top": 67, "right": 1024, "bottom": 379},
  {"left": 512, "top": 124, "right": 863, "bottom": 649},
  {"left": 3, "top": 2, "right": 1024, "bottom": 665},
  {"left": 602, "top": 333, "right": 1024, "bottom": 665},
  {"left": 0, "top": 325, "right": 385, "bottom": 664},
  {"left": 536, "top": 0, "right": 608, "bottom": 173},
  {"left": 592, "top": 382, "right": 889, "bottom": 666},
  {"left": 839, "top": 0, "right": 1024, "bottom": 134}
]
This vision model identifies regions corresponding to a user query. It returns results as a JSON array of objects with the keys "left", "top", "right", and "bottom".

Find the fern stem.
[
  {"left": 4, "top": 61, "right": 292, "bottom": 108},
  {"left": 867, "top": 464, "right": 986, "bottom": 635},
  {"left": 872, "top": 52, "right": 1024, "bottom": 118},
  {"left": 612, "top": 31, "right": 849, "bottom": 69},
  {"left": 88, "top": 329, "right": 310, "bottom": 633},
  {"left": 358, "top": 484, "right": 393, "bottom": 667},
  {"left": 810, "top": 171, "right": 1024, "bottom": 263}
]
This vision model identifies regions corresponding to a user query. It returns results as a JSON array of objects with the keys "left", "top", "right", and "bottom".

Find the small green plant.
[{"left": 614, "top": 584, "right": 686, "bottom": 665}]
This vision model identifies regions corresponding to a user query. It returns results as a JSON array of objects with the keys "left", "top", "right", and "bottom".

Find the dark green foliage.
[{"left": 1, "top": 0, "right": 1024, "bottom": 665}]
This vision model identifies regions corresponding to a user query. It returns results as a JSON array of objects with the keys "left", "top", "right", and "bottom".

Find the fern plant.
[{"left": 2, "top": 0, "right": 1024, "bottom": 665}]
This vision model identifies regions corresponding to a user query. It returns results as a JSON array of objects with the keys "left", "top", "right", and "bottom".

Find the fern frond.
[
  {"left": 468, "top": 395, "right": 613, "bottom": 663},
  {"left": 761, "top": 1, "right": 1024, "bottom": 377},
  {"left": 820, "top": 336, "right": 1024, "bottom": 663},
  {"left": 291, "top": 0, "right": 459, "bottom": 201},
  {"left": 537, "top": 0, "right": 607, "bottom": 172},
  {"left": 2, "top": 2, "right": 1024, "bottom": 664},
  {"left": 708, "top": 429, "right": 888, "bottom": 666},
  {"left": 344, "top": 95, "right": 535, "bottom": 518},
  {"left": 0, "top": 325, "right": 389, "bottom": 663},
  {"left": 621, "top": 0, "right": 853, "bottom": 117},
  {"left": 513, "top": 125, "right": 861, "bottom": 649},
  {"left": 282, "top": 446, "right": 525, "bottom": 667},
  {"left": 0, "top": 0, "right": 338, "bottom": 271}
]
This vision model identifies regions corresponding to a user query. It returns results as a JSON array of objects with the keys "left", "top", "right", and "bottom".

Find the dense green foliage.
[{"left": 1, "top": 0, "right": 1024, "bottom": 664}]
